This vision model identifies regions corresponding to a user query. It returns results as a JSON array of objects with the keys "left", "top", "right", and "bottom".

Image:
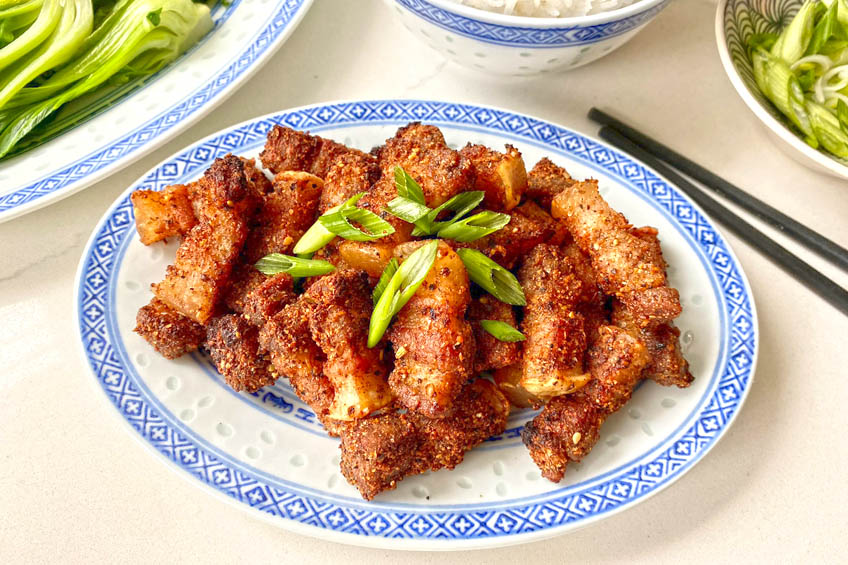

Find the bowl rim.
[
  {"left": 405, "top": 0, "right": 667, "bottom": 28},
  {"left": 714, "top": 0, "right": 848, "bottom": 179}
]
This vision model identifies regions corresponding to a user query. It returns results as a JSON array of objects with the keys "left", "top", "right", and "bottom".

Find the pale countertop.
[{"left": 2, "top": 0, "right": 847, "bottom": 562}]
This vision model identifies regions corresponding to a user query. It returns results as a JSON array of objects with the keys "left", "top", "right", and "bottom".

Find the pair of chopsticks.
[{"left": 588, "top": 108, "right": 848, "bottom": 317}]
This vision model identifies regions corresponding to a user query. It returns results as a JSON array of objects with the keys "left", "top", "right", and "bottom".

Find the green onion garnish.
[
  {"left": 255, "top": 253, "right": 336, "bottom": 277},
  {"left": 394, "top": 165, "right": 426, "bottom": 204},
  {"left": 479, "top": 320, "right": 525, "bottom": 342},
  {"left": 372, "top": 257, "right": 398, "bottom": 305},
  {"left": 437, "top": 210, "right": 510, "bottom": 242},
  {"left": 318, "top": 193, "right": 395, "bottom": 242},
  {"left": 837, "top": 99, "right": 848, "bottom": 135},
  {"left": 367, "top": 240, "right": 438, "bottom": 347},
  {"left": 293, "top": 204, "right": 341, "bottom": 255},
  {"left": 457, "top": 248, "right": 526, "bottom": 306},
  {"left": 411, "top": 190, "right": 484, "bottom": 236},
  {"left": 385, "top": 196, "right": 431, "bottom": 224}
]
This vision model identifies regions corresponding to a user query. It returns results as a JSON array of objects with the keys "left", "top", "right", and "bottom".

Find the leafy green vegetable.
[
  {"left": 255, "top": 253, "right": 337, "bottom": 277},
  {"left": 318, "top": 192, "right": 396, "bottom": 242},
  {"left": 479, "top": 320, "right": 525, "bottom": 342}
]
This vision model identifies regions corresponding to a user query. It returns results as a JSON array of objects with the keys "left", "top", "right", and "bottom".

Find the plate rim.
[
  {"left": 0, "top": 0, "right": 315, "bottom": 224},
  {"left": 75, "top": 98, "right": 759, "bottom": 550}
]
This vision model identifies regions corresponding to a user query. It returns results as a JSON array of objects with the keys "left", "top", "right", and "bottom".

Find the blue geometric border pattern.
[
  {"left": 0, "top": 0, "right": 310, "bottom": 215},
  {"left": 77, "top": 100, "right": 756, "bottom": 542},
  {"left": 395, "top": 0, "right": 669, "bottom": 47}
]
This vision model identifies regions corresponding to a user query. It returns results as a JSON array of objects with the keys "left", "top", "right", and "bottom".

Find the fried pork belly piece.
[
  {"left": 241, "top": 273, "right": 296, "bottom": 326},
  {"left": 339, "top": 380, "right": 509, "bottom": 500},
  {"left": 259, "top": 125, "right": 371, "bottom": 179},
  {"left": 131, "top": 183, "right": 197, "bottom": 245},
  {"left": 303, "top": 270, "right": 392, "bottom": 420},
  {"left": 459, "top": 143, "right": 527, "bottom": 211},
  {"left": 518, "top": 244, "right": 591, "bottom": 403},
  {"left": 494, "top": 363, "right": 541, "bottom": 409},
  {"left": 612, "top": 301, "right": 693, "bottom": 388},
  {"left": 321, "top": 151, "right": 380, "bottom": 213},
  {"left": 152, "top": 155, "right": 257, "bottom": 325},
  {"left": 522, "top": 325, "right": 650, "bottom": 482},
  {"left": 455, "top": 200, "right": 566, "bottom": 269},
  {"left": 135, "top": 298, "right": 205, "bottom": 359},
  {"left": 526, "top": 157, "right": 575, "bottom": 210},
  {"left": 552, "top": 179, "right": 681, "bottom": 326},
  {"left": 468, "top": 296, "right": 521, "bottom": 373},
  {"left": 205, "top": 315, "right": 273, "bottom": 393},
  {"left": 388, "top": 241, "right": 475, "bottom": 418},
  {"left": 243, "top": 170, "right": 323, "bottom": 263}
]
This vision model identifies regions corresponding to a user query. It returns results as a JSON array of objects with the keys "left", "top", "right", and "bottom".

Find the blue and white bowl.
[{"left": 386, "top": 0, "right": 669, "bottom": 76}]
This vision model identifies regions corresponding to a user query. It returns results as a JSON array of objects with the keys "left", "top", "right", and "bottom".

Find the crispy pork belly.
[
  {"left": 522, "top": 324, "right": 650, "bottom": 482},
  {"left": 152, "top": 155, "right": 257, "bottom": 325},
  {"left": 240, "top": 272, "right": 296, "bottom": 327},
  {"left": 388, "top": 241, "right": 475, "bottom": 418},
  {"left": 468, "top": 296, "right": 522, "bottom": 374},
  {"left": 135, "top": 298, "right": 205, "bottom": 359},
  {"left": 321, "top": 151, "right": 380, "bottom": 212},
  {"left": 303, "top": 270, "right": 392, "bottom": 420},
  {"left": 259, "top": 125, "right": 372, "bottom": 179},
  {"left": 339, "top": 380, "right": 509, "bottom": 500},
  {"left": 526, "top": 157, "right": 575, "bottom": 210},
  {"left": 205, "top": 315, "right": 273, "bottom": 393},
  {"left": 518, "top": 244, "right": 591, "bottom": 403},
  {"left": 454, "top": 200, "right": 567, "bottom": 269},
  {"left": 459, "top": 143, "right": 527, "bottom": 211},
  {"left": 131, "top": 183, "right": 197, "bottom": 245},
  {"left": 552, "top": 179, "right": 681, "bottom": 325}
]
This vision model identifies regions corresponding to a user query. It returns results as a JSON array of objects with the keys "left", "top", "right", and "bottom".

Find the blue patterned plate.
[
  {"left": 75, "top": 100, "right": 757, "bottom": 550},
  {"left": 0, "top": 0, "right": 313, "bottom": 223}
]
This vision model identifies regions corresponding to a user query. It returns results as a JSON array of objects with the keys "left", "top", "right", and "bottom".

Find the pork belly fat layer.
[{"left": 131, "top": 183, "right": 197, "bottom": 245}]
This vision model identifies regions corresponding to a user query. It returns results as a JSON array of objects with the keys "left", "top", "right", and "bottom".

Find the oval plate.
[
  {"left": 75, "top": 100, "right": 758, "bottom": 550},
  {"left": 0, "top": 0, "right": 313, "bottom": 223}
]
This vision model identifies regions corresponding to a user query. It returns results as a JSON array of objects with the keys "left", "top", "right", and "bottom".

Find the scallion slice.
[
  {"left": 318, "top": 193, "right": 395, "bottom": 242},
  {"left": 385, "top": 195, "right": 431, "bottom": 223},
  {"left": 457, "top": 248, "right": 526, "bottom": 306},
  {"left": 411, "top": 190, "right": 484, "bottom": 236},
  {"left": 372, "top": 257, "right": 399, "bottom": 305},
  {"left": 479, "top": 320, "right": 525, "bottom": 342},
  {"left": 367, "top": 240, "right": 438, "bottom": 347},
  {"left": 437, "top": 210, "right": 510, "bottom": 242},
  {"left": 255, "top": 253, "right": 336, "bottom": 277},
  {"left": 293, "top": 204, "right": 341, "bottom": 255},
  {"left": 394, "top": 165, "right": 425, "bottom": 204}
]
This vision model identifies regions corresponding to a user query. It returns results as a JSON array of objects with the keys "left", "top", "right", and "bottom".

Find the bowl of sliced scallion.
[{"left": 717, "top": 0, "right": 848, "bottom": 179}]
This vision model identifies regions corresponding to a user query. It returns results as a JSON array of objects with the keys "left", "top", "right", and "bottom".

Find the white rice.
[{"left": 448, "top": 0, "right": 641, "bottom": 18}]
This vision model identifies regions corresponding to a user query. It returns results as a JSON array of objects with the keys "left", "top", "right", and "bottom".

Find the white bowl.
[
  {"left": 715, "top": 0, "right": 848, "bottom": 180},
  {"left": 386, "top": 0, "right": 670, "bottom": 76}
]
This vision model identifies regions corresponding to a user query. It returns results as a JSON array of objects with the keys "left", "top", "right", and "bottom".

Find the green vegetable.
[
  {"left": 293, "top": 204, "right": 341, "bottom": 254},
  {"left": 255, "top": 253, "right": 337, "bottom": 278},
  {"left": 393, "top": 165, "right": 425, "bottom": 204},
  {"left": 372, "top": 257, "right": 398, "bottom": 305},
  {"left": 318, "top": 192, "right": 396, "bottom": 242},
  {"left": 479, "top": 320, "right": 525, "bottom": 342},
  {"left": 0, "top": 0, "right": 212, "bottom": 159},
  {"left": 410, "top": 190, "right": 484, "bottom": 236},
  {"left": 368, "top": 240, "right": 438, "bottom": 348},
  {"left": 456, "top": 248, "right": 526, "bottom": 306},
  {"left": 753, "top": 0, "right": 848, "bottom": 160},
  {"left": 385, "top": 195, "right": 431, "bottom": 224},
  {"left": 436, "top": 210, "right": 510, "bottom": 242}
]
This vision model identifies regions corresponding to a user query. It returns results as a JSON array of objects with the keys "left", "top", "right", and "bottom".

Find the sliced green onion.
[
  {"left": 293, "top": 204, "right": 341, "bottom": 254},
  {"left": 318, "top": 193, "right": 395, "bottom": 242},
  {"left": 771, "top": 0, "right": 816, "bottom": 64},
  {"left": 385, "top": 195, "right": 431, "bottom": 223},
  {"left": 255, "top": 253, "right": 336, "bottom": 277},
  {"left": 372, "top": 257, "right": 399, "bottom": 305},
  {"left": 410, "top": 190, "right": 484, "bottom": 236},
  {"left": 457, "top": 248, "right": 526, "bottom": 306},
  {"left": 394, "top": 165, "right": 426, "bottom": 204},
  {"left": 479, "top": 320, "right": 525, "bottom": 342},
  {"left": 437, "top": 210, "right": 510, "bottom": 242},
  {"left": 368, "top": 240, "right": 438, "bottom": 347},
  {"left": 807, "top": 0, "right": 838, "bottom": 56},
  {"left": 837, "top": 98, "right": 848, "bottom": 134}
]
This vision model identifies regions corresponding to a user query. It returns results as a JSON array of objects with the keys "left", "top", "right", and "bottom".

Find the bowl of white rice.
[{"left": 386, "top": 0, "right": 669, "bottom": 75}]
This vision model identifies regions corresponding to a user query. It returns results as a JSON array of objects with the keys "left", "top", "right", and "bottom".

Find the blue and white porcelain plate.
[
  {"left": 75, "top": 100, "right": 758, "bottom": 550},
  {"left": 0, "top": 0, "right": 313, "bottom": 223}
]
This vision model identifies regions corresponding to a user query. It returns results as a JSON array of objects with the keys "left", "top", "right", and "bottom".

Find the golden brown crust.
[
  {"left": 134, "top": 298, "right": 206, "bottom": 359},
  {"left": 459, "top": 143, "right": 527, "bottom": 211},
  {"left": 467, "top": 296, "right": 522, "bottom": 373},
  {"left": 131, "top": 183, "right": 197, "bottom": 246},
  {"left": 526, "top": 157, "right": 575, "bottom": 211},
  {"left": 339, "top": 380, "right": 509, "bottom": 500},
  {"left": 302, "top": 270, "right": 392, "bottom": 420},
  {"left": 321, "top": 151, "right": 380, "bottom": 213},
  {"left": 387, "top": 242, "right": 475, "bottom": 418},
  {"left": 259, "top": 125, "right": 372, "bottom": 180},
  {"left": 241, "top": 272, "right": 297, "bottom": 327},
  {"left": 205, "top": 315, "right": 274, "bottom": 393}
]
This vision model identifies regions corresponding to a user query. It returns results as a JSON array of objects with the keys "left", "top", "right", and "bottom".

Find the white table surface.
[{"left": 2, "top": 0, "right": 847, "bottom": 562}]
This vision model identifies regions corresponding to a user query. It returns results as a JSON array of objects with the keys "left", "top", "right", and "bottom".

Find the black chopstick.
[
  {"left": 598, "top": 126, "right": 848, "bottom": 317},
  {"left": 589, "top": 108, "right": 848, "bottom": 274}
]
